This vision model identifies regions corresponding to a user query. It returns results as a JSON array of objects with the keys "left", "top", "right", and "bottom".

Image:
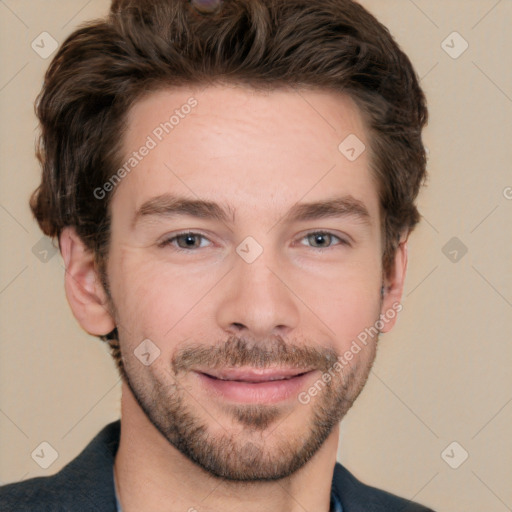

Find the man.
[{"left": 1, "top": 0, "right": 434, "bottom": 510}]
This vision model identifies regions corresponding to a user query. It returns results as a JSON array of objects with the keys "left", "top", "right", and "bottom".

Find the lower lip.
[{"left": 195, "top": 371, "right": 315, "bottom": 404}]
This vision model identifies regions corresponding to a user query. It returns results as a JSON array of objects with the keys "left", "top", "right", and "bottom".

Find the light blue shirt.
[{"left": 331, "top": 489, "right": 343, "bottom": 512}]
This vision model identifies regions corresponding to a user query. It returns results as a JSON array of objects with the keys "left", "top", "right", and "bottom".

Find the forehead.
[
  {"left": 113, "top": 84, "right": 379, "bottom": 224},
  {"left": 124, "top": 84, "right": 368, "bottom": 152}
]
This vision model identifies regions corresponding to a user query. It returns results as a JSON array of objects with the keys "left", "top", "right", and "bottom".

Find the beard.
[{"left": 120, "top": 334, "right": 377, "bottom": 482}]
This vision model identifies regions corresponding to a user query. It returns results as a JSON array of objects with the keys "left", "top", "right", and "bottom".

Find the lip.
[
  {"left": 201, "top": 367, "right": 312, "bottom": 382},
  {"left": 194, "top": 367, "right": 315, "bottom": 404}
]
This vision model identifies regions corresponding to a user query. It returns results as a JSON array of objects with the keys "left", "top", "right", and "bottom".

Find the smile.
[{"left": 194, "top": 367, "right": 315, "bottom": 404}]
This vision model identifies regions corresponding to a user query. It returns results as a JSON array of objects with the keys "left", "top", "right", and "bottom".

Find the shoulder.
[
  {"left": 332, "top": 462, "right": 436, "bottom": 512},
  {"left": 0, "top": 420, "right": 120, "bottom": 512}
]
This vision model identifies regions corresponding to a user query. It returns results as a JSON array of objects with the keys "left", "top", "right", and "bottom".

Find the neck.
[{"left": 114, "top": 382, "right": 339, "bottom": 512}]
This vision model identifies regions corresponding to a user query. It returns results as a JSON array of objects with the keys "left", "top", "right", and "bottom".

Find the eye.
[
  {"left": 300, "top": 231, "right": 348, "bottom": 249},
  {"left": 159, "top": 232, "right": 211, "bottom": 251}
]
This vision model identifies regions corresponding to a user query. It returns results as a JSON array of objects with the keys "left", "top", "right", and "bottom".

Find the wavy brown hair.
[{"left": 30, "top": 0, "right": 428, "bottom": 362}]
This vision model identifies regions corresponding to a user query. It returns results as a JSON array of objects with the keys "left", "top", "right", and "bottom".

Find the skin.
[{"left": 59, "top": 84, "right": 407, "bottom": 512}]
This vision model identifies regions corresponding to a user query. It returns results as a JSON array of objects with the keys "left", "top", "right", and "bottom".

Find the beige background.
[{"left": 1, "top": 1, "right": 511, "bottom": 510}]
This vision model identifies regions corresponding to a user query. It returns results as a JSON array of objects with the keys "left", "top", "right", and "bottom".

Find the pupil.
[{"left": 313, "top": 234, "right": 328, "bottom": 246}]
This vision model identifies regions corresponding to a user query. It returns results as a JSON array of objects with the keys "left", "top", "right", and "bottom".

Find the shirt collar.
[{"left": 331, "top": 488, "right": 344, "bottom": 512}]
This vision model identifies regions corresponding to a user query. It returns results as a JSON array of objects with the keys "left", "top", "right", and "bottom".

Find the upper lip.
[{"left": 197, "top": 367, "right": 312, "bottom": 382}]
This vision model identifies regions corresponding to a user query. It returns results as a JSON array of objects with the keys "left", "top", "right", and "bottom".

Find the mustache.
[{"left": 171, "top": 335, "right": 339, "bottom": 374}]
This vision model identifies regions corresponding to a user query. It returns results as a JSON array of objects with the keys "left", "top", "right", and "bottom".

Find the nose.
[{"left": 215, "top": 249, "right": 301, "bottom": 340}]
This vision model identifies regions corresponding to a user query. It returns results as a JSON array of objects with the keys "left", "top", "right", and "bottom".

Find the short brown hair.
[{"left": 30, "top": 0, "right": 428, "bottom": 353}]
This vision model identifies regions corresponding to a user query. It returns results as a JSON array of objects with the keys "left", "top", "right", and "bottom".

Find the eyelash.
[{"left": 158, "top": 230, "right": 350, "bottom": 252}]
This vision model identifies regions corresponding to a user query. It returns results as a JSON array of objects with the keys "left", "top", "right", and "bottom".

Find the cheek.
[
  {"left": 311, "top": 256, "right": 383, "bottom": 351},
  {"left": 108, "top": 249, "right": 222, "bottom": 346},
  {"left": 322, "top": 284, "right": 382, "bottom": 350},
  {"left": 107, "top": 226, "right": 384, "bottom": 356}
]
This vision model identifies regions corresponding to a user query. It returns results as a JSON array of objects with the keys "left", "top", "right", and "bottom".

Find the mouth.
[
  {"left": 194, "top": 367, "right": 316, "bottom": 404},
  {"left": 202, "top": 367, "right": 311, "bottom": 382}
]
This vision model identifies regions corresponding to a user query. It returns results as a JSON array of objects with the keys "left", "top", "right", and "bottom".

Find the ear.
[
  {"left": 379, "top": 235, "right": 408, "bottom": 333},
  {"left": 59, "top": 226, "right": 116, "bottom": 336}
]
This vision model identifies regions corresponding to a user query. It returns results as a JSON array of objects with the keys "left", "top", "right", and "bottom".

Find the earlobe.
[
  {"left": 59, "top": 227, "right": 116, "bottom": 336},
  {"left": 379, "top": 236, "right": 408, "bottom": 333}
]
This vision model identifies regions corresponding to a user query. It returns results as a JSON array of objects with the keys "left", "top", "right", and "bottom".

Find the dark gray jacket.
[{"left": 0, "top": 421, "right": 435, "bottom": 511}]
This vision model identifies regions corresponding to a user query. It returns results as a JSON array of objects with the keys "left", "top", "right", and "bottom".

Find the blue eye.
[
  {"left": 159, "top": 232, "right": 211, "bottom": 251},
  {"left": 301, "top": 231, "right": 347, "bottom": 249},
  {"left": 158, "top": 230, "right": 349, "bottom": 252}
]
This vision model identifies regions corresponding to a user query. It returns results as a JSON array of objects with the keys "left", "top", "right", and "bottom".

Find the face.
[{"left": 102, "top": 84, "right": 401, "bottom": 481}]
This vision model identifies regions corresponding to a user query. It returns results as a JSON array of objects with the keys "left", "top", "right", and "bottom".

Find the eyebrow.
[
  {"left": 132, "top": 194, "right": 234, "bottom": 228},
  {"left": 132, "top": 193, "right": 371, "bottom": 229},
  {"left": 284, "top": 196, "right": 370, "bottom": 225}
]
